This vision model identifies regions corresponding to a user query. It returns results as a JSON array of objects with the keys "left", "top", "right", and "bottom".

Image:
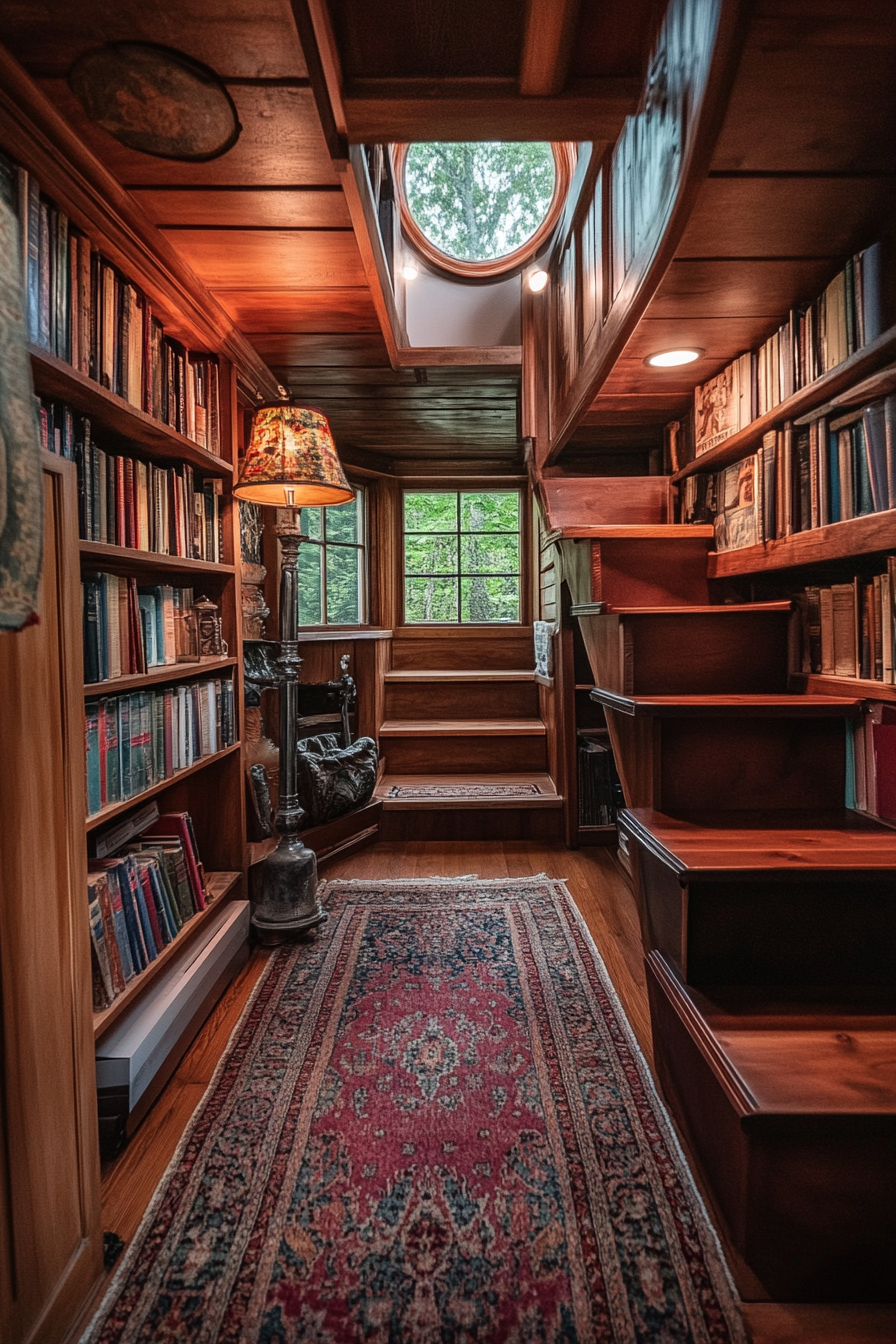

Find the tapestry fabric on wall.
[
  {"left": 0, "top": 192, "right": 43, "bottom": 630},
  {"left": 82, "top": 876, "right": 746, "bottom": 1344}
]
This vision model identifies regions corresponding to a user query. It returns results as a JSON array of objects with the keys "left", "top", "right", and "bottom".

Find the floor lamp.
[{"left": 234, "top": 400, "right": 354, "bottom": 943}]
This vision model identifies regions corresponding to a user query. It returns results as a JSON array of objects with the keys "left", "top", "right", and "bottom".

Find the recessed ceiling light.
[
  {"left": 401, "top": 259, "right": 419, "bottom": 280},
  {"left": 528, "top": 269, "right": 549, "bottom": 293},
  {"left": 644, "top": 348, "right": 704, "bottom": 368}
]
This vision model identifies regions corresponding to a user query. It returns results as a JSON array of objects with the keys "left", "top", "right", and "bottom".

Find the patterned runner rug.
[
  {"left": 387, "top": 783, "right": 543, "bottom": 799},
  {"left": 84, "top": 876, "right": 745, "bottom": 1344}
]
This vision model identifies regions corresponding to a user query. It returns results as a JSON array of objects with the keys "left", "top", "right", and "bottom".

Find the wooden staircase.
[
  {"left": 374, "top": 663, "right": 563, "bottom": 840},
  {"left": 547, "top": 476, "right": 896, "bottom": 1301}
]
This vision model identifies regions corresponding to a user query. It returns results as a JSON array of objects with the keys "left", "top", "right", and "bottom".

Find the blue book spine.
[
  {"left": 26, "top": 174, "right": 40, "bottom": 343},
  {"left": 113, "top": 860, "right": 147, "bottom": 972},
  {"left": 85, "top": 699, "right": 101, "bottom": 816},
  {"left": 104, "top": 867, "right": 135, "bottom": 980},
  {"left": 123, "top": 856, "right": 158, "bottom": 961},
  {"left": 118, "top": 696, "right": 131, "bottom": 799},
  {"left": 828, "top": 427, "right": 841, "bottom": 523}
]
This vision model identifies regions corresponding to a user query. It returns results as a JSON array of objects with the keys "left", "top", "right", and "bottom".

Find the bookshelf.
[
  {"left": 91, "top": 870, "right": 242, "bottom": 1040},
  {"left": 672, "top": 324, "right": 896, "bottom": 482},
  {"left": 707, "top": 508, "right": 896, "bottom": 577},
  {"left": 84, "top": 655, "right": 239, "bottom": 696},
  {"left": 84, "top": 742, "right": 242, "bottom": 831}
]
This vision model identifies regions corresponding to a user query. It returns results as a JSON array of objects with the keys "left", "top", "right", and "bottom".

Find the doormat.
[
  {"left": 83, "top": 876, "right": 745, "bottom": 1343},
  {"left": 387, "top": 782, "right": 543, "bottom": 799}
]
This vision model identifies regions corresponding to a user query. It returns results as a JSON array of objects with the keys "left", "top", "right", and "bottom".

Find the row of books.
[
  {"left": 87, "top": 811, "right": 208, "bottom": 1010},
  {"left": 796, "top": 565, "right": 896, "bottom": 684},
  {"left": 0, "top": 152, "right": 223, "bottom": 454},
  {"left": 663, "top": 245, "right": 884, "bottom": 464},
  {"left": 85, "top": 678, "right": 236, "bottom": 816},
  {"left": 577, "top": 732, "right": 623, "bottom": 827},
  {"left": 82, "top": 575, "right": 200, "bottom": 684},
  {"left": 710, "top": 393, "right": 896, "bottom": 551},
  {"left": 75, "top": 416, "right": 224, "bottom": 561}
]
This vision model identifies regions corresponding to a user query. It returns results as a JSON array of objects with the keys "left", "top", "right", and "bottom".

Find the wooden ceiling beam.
[
  {"left": 519, "top": 0, "right": 582, "bottom": 97},
  {"left": 341, "top": 78, "right": 639, "bottom": 143}
]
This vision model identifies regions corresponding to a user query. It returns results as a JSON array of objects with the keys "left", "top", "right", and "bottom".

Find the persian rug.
[
  {"left": 386, "top": 783, "right": 543, "bottom": 799},
  {"left": 83, "top": 876, "right": 746, "bottom": 1344}
]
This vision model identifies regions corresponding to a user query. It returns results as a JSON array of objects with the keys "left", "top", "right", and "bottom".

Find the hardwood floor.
[{"left": 91, "top": 841, "right": 896, "bottom": 1344}]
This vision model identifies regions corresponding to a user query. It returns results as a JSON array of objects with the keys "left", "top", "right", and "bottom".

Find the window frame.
[
  {"left": 401, "top": 486, "right": 527, "bottom": 627},
  {"left": 391, "top": 142, "right": 576, "bottom": 281},
  {"left": 296, "top": 483, "right": 368, "bottom": 629}
]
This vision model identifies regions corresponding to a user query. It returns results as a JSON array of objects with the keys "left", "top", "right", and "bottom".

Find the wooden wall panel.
[
  {"left": 214, "top": 289, "right": 379, "bottom": 333},
  {"left": 129, "top": 189, "right": 351, "bottom": 231},
  {"left": 162, "top": 230, "right": 366, "bottom": 290},
  {"left": 0, "top": 460, "right": 102, "bottom": 1344}
]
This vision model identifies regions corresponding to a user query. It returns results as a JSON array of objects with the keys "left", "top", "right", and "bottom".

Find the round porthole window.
[{"left": 393, "top": 141, "right": 575, "bottom": 280}]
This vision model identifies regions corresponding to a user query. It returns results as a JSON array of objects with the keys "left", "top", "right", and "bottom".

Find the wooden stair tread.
[
  {"left": 621, "top": 808, "right": 896, "bottom": 874},
  {"left": 383, "top": 669, "right": 536, "bottom": 682},
  {"left": 546, "top": 524, "right": 714, "bottom": 539},
  {"left": 379, "top": 718, "right": 547, "bottom": 736},
  {"left": 376, "top": 772, "right": 561, "bottom": 809},
  {"left": 584, "top": 602, "right": 792, "bottom": 616},
  {"left": 590, "top": 689, "right": 863, "bottom": 717},
  {"left": 651, "top": 955, "right": 896, "bottom": 1116}
]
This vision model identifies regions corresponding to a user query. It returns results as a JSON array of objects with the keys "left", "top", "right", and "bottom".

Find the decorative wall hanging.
[
  {"left": 69, "top": 43, "right": 241, "bottom": 162},
  {"left": 0, "top": 194, "right": 43, "bottom": 630}
]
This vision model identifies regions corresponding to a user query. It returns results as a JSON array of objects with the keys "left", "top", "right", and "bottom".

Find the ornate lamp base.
[{"left": 251, "top": 835, "right": 327, "bottom": 946}]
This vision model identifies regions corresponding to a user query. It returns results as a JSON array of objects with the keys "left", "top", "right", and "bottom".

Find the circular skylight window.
[{"left": 393, "top": 142, "right": 574, "bottom": 279}]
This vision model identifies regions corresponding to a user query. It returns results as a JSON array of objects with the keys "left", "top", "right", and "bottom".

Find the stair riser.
[
  {"left": 380, "top": 808, "right": 562, "bottom": 842},
  {"left": 383, "top": 736, "right": 547, "bottom": 774},
  {"left": 636, "top": 845, "right": 896, "bottom": 986},
  {"left": 384, "top": 682, "right": 539, "bottom": 720},
  {"left": 646, "top": 958, "right": 896, "bottom": 1302},
  {"left": 391, "top": 632, "right": 534, "bottom": 672}
]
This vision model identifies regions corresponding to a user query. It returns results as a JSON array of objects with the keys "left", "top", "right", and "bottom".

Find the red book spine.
[
  {"left": 142, "top": 813, "right": 206, "bottom": 910},
  {"left": 138, "top": 867, "right": 164, "bottom": 951}
]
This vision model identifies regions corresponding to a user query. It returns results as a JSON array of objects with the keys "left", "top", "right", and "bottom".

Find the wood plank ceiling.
[
  {"left": 1, "top": 1, "right": 892, "bottom": 471},
  {"left": 572, "top": 0, "right": 896, "bottom": 464},
  {"left": 0, "top": 0, "right": 663, "bottom": 471}
]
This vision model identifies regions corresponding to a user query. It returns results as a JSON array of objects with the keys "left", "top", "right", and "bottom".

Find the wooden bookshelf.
[
  {"left": 672, "top": 324, "right": 896, "bottom": 483},
  {"left": 92, "top": 870, "right": 242, "bottom": 1040},
  {"left": 79, "top": 540, "right": 235, "bottom": 576},
  {"left": 707, "top": 509, "right": 896, "bottom": 577},
  {"left": 84, "top": 656, "right": 238, "bottom": 696},
  {"left": 86, "top": 742, "right": 241, "bottom": 832},
  {"left": 29, "top": 345, "right": 232, "bottom": 478},
  {"left": 793, "top": 673, "right": 896, "bottom": 704}
]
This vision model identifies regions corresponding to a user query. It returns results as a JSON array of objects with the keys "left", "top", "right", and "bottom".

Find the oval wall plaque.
[{"left": 69, "top": 42, "right": 241, "bottom": 162}]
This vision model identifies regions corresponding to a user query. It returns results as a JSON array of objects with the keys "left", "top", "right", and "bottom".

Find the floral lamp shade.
[{"left": 234, "top": 404, "right": 354, "bottom": 508}]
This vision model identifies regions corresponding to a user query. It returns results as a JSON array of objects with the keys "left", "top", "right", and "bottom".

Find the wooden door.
[{"left": 0, "top": 456, "right": 102, "bottom": 1343}]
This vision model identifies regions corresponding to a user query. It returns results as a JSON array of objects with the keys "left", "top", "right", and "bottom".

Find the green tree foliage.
[
  {"left": 404, "top": 142, "right": 555, "bottom": 261},
  {"left": 297, "top": 496, "right": 362, "bottom": 625},
  {"left": 404, "top": 491, "right": 520, "bottom": 623}
]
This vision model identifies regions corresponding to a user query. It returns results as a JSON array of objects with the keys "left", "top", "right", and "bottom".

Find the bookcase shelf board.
[
  {"left": 672, "top": 324, "right": 896, "bottom": 483},
  {"left": 30, "top": 346, "right": 233, "bottom": 478},
  {"left": 85, "top": 742, "right": 241, "bottom": 832},
  {"left": 792, "top": 673, "right": 896, "bottom": 704},
  {"left": 92, "top": 870, "right": 241, "bottom": 1040},
  {"left": 546, "top": 523, "right": 714, "bottom": 540},
  {"left": 577, "top": 823, "right": 618, "bottom": 846},
  {"left": 707, "top": 509, "right": 896, "bottom": 577},
  {"left": 84, "top": 656, "right": 238, "bottom": 696},
  {"left": 79, "top": 541, "right": 236, "bottom": 577}
]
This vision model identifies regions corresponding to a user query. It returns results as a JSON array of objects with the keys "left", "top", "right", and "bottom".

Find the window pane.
[
  {"left": 301, "top": 506, "right": 322, "bottom": 540},
  {"left": 404, "top": 492, "right": 458, "bottom": 533},
  {"left": 461, "top": 575, "right": 519, "bottom": 623},
  {"left": 461, "top": 491, "right": 519, "bottom": 533},
  {"left": 405, "top": 576, "right": 458, "bottom": 622},
  {"left": 325, "top": 545, "right": 361, "bottom": 624},
  {"left": 325, "top": 495, "right": 358, "bottom": 544},
  {"left": 461, "top": 533, "right": 519, "bottom": 575},
  {"left": 405, "top": 534, "right": 458, "bottom": 575},
  {"left": 297, "top": 543, "right": 323, "bottom": 624}
]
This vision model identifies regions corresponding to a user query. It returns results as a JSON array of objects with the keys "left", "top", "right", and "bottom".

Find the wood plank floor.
[{"left": 91, "top": 841, "right": 896, "bottom": 1344}]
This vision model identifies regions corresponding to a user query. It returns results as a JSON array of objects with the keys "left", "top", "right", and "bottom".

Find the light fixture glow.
[
  {"left": 401, "top": 259, "right": 419, "bottom": 280},
  {"left": 645, "top": 348, "right": 704, "bottom": 368},
  {"left": 528, "top": 268, "right": 549, "bottom": 293}
]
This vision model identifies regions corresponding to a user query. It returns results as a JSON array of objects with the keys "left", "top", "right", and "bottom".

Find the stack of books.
[
  {"left": 82, "top": 576, "right": 199, "bottom": 683},
  {"left": 87, "top": 812, "right": 209, "bottom": 1010}
]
